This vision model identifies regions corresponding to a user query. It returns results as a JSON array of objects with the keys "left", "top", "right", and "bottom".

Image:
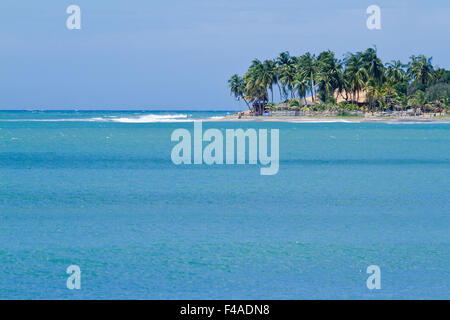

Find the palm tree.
[
  {"left": 344, "top": 52, "right": 368, "bottom": 103},
  {"left": 362, "top": 48, "right": 385, "bottom": 86},
  {"left": 276, "top": 51, "right": 291, "bottom": 67},
  {"left": 293, "top": 74, "right": 308, "bottom": 105},
  {"left": 386, "top": 60, "right": 406, "bottom": 84},
  {"left": 243, "top": 59, "right": 270, "bottom": 114},
  {"left": 279, "top": 62, "right": 297, "bottom": 99},
  {"left": 408, "top": 55, "right": 434, "bottom": 85},
  {"left": 263, "top": 59, "right": 277, "bottom": 102},
  {"left": 316, "top": 50, "right": 343, "bottom": 102},
  {"left": 228, "top": 74, "right": 250, "bottom": 109},
  {"left": 276, "top": 52, "right": 295, "bottom": 100},
  {"left": 229, "top": 47, "right": 447, "bottom": 116},
  {"left": 297, "top": 53, "right": 318, "bottom": 102}
]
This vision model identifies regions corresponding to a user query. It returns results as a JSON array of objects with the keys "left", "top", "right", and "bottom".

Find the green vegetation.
[{"left": 228, "top": 48, "right": 450, "bottom": 115}]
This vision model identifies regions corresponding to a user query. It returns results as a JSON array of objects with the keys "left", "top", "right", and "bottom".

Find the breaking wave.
[
  {"left": 0, "top": 114, "right": 196, "bottom": 123},
  {"left": 105, "top": 114, "right": 192, "bottom": 123}
]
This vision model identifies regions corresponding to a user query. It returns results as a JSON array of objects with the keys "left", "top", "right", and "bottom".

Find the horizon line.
[{"left": 0, "top": 108, "right": 242, "bottom": 112}]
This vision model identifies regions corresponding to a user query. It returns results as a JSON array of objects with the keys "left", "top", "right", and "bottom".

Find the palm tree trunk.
[
  {"left": 277, "top": 83, "right": 282, "bottom": 102},
  {"left": 243, "top": 99, "right": 251, "bottom": 110}
]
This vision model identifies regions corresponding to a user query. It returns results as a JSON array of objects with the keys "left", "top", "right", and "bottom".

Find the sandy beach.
[{"left": 206, "top": 115, "right": 450, "bottom": 123}]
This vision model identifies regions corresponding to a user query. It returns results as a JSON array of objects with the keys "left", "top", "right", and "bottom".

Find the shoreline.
[{"left": 206, "top": 115, "right": 450, "bottom": 123}]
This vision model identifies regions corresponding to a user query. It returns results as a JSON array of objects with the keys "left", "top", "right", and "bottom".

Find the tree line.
[{"left": 228, "top": 48, "right": 450, "bottom": 115}]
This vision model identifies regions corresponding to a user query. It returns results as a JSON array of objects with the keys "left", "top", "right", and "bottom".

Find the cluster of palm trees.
[{"left": 228, "top": 48, "right": 449, "bottom": 114}]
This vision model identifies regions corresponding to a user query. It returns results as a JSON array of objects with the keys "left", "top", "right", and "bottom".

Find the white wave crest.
[
  {"left": 0, "top": 114, "right": 193, "bottom": 123},
  {"left": 107, "top": 114, "right": 192, "bottom": 123},
  {"left": 208, "top": 116, "right": 226, "bottom": 120}
]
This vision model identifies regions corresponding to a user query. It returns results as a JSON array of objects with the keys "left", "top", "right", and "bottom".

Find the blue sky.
[{"left": 0, "top": 0, "right": 449, "bottom": 110}]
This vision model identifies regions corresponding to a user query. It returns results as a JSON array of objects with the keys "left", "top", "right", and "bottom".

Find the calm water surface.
[{"left": 0, "top": 111, "right": 448, "bottom": 299}]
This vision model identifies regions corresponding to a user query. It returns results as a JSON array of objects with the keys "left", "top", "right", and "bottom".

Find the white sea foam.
[
  {"left": 0, "top": 114, "right": 195, "bottom": 123},
  {"left": 107, "top": 114, "right": 192, "bottom": 123},
  {"left": 208, "top": 116, "right": 226, "bottom": 120}
]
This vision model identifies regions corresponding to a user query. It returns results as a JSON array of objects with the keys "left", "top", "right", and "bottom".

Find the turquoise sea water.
[{"left": 0, "top": 111, "right": 448, "bottom": 299}]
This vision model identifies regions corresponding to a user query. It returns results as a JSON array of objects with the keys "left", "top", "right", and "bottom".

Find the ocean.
[{"left": 0, "top": 110, "right": 448, "bottom": 299}]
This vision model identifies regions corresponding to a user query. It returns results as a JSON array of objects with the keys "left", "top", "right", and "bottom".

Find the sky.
[{"left": 0, "top": 0, "right": 449, "bottom": 110}]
